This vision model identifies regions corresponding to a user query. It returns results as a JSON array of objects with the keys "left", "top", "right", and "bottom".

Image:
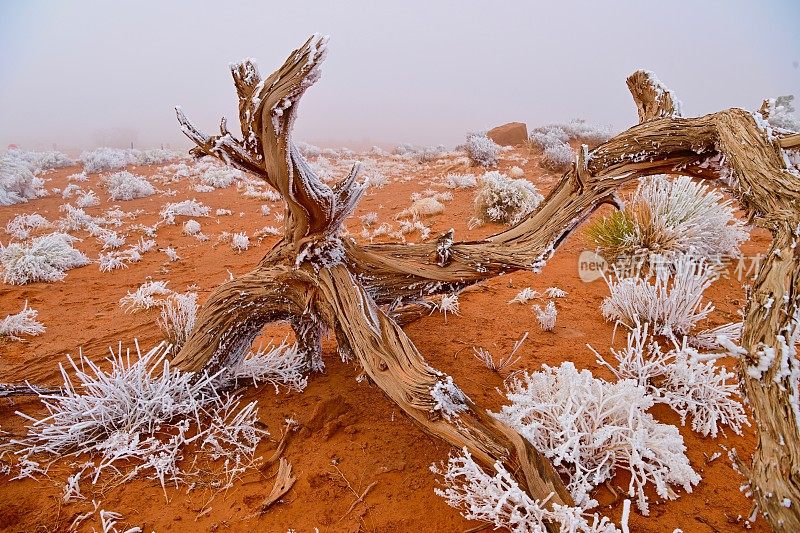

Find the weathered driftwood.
[{"left": 173, "top": 35, "right": 800, "bottom": 529}]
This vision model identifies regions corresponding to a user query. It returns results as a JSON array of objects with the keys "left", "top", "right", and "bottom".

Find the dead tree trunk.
[{"left": 173, "top": 35, "right": 800, "bottom": 529}]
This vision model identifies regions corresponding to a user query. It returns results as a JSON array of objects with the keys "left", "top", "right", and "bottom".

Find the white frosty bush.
[
  {"left": 763, "top": 95, "right": 799, "bottom": 132},
  {"left": 0, "top": 156, "right": 48, "bottom": 206},
  {"left": 0, "top": 302, "right": 45, "bottom": 340},
  {"left": 437, "top": 293, "right": 460, "bottom": 320},
  {"left": 434, "top": 448, "right": 621, "bottom": 533},
  {"left": 231, "top": 232, "right": 250, "bottom": 251},
  {"left": 403, "top": 197, "right": 445, "bottom": 218},
  {"left": 0, "top": 232, "right": 90, "bottom": 284},
  {"left": 182, "top": 219, "right": 202, "bottom": 235},
  {"left": 5, "top": 213, "right": 51, "bottom": 240},
  {"left": 75, "top": 189, "right": 100, "bottom": 208},
  {"left": 509, "top": 288, "right": 540, "bottom": 304},
  {"left": 444, "top": 173, "right": 478, "bottom": 189},
  {"left": 601, "top": 255, "right": 715, "bottom": 336},
  {"left": 587, "top": 175, "right": 748, "bottom": 263},
  {"left": 493, "top": 362, "right": 700, "bottom": 513},
  {"left": 103, "top": 171, "right": 156, "bottom": 201},
  {"left": 79, "top": 147, "right": 181, "bottom": 173},
  {"left": 119, "top": 280, "right": 172, "bottom": 312},
  {"left": 592, "top": 324, "right": 748, "bottom": 438},
  {"left": 199, "top": 166, "right": 242, "bottom": 189},
  {"left": 4, "top": 148, "right": 73, "bottom": 174},
  {"left": 160, "top": 199, "right": 210, "bottom": 224},
  {"left": 533, "top": 301, "right": 557, "bottom": 331},
  {"left": 529, "top": 120, "right": 612, "bottom": 150},
  {"left": 11, "top": 341, "right": 267, "bottom": 491},
  {"left": 540, "top": 143, "right": 575, "bottom": 172},
  {"left": 464, "top": 132, "right": 500, "bottom": 167},
  {"left": 474, "top": 171, "right": 543, "bottom": 225}
]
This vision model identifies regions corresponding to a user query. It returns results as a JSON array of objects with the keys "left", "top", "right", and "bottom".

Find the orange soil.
[{"left": 0, "top": 148, "right": 770, "bottom": 532}]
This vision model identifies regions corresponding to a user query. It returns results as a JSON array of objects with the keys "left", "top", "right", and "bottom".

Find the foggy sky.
[{"left": 1, "top": 0, "right": 798, "bottom": 152}]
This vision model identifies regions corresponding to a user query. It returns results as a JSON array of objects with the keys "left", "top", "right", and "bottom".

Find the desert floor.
[{"left": 0, "top": 146, "right": 770, "bottom": 533}]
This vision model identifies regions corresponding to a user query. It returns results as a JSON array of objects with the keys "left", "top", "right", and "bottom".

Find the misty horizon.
[{"left": 1, "top": 0, "right": 798, "bottom": 153}]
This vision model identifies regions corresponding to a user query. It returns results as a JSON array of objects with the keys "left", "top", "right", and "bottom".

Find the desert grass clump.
[
  {"left": 474, "top": 171, "right": 543, "bottom": 225},
  {"left": 119, "top": 280, "right": 173, "bottom": 312},
  {"left": 464, "top": 132, "right": 500, "bottom": 167},
  {"left": 601, "top": 254, "right": 715, "bottom": 337},
  {"left": 0, "top": 232, "right": 90, "bottom": 284},
  {"left": 533, "top": 301, "right": 557, "bottom": 331},
  {"left": 585, "top": 175, "right": 748, "bottom": 263},
  {"left": 10, "top": 341, "right": 270, "bottom": 491},
  {"left": 103, "top": 171, "right": 156, "bottom": 201},
  {"left": 493, "top": 361, "right": 699, "bottom": 513},
  {"left": 222, "top": 340, "right": 309, "bottom": 393},
  {"left": 157, "top": 292, "right": 198, "bottom": 351},
  {"left": 0, "top": 302, "right": 45, "bottom": 340}
]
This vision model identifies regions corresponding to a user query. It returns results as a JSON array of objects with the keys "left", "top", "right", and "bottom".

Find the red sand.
[{"left": 0, "top": 148, "right": 770, "bottom": 532}]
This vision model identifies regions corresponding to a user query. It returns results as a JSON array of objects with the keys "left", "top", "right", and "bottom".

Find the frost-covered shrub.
[
  {"left": 366, "top": 171, "right": 389, "bottom": 188},
  {"left": 403, "top": 197, "right": 445, "bottom": 218},
  {"left": 296, "top": 141, "right": 322, "bottom": 158},
  {"left": 10, "top": 341, "right": 268, "bottom": 490},
  {"left": 231, "top": 232, "right": 250, "bottom": 251},
  {"left": 529, "top": 120, "right": 612, "bottom": 149},
  {"left": 593, "top": 324, "right": 748, "bottom": 438},
  {"left": 0, "top": 302, "right": 45, "bottom": 340},
  {"left": 464, "top": 132, "right": 500, "bottom": 167},
  {"left": 509, "top": 287, "right": 540, "bottom": 304},
  {"left": 443, "top": 173, "right": 478, "bottom": 189},
  {"left": 4, "top": 148, "right": 74, "bottom": 174},
  {"left": 586, "top": 175, "right": 748, "bottom": 263},
  {"left": 160, "top": 199, "right": 210, "bottom": 224},
  {"left": 434, "top": 448, "right": 621, "bottom": 533},
  {"left": 5, "top": 213, "right": 51, "bottom": 240},
  {"left": 0, "top": 232, "right": 90, "bottom": 284},
  {"left": 540, "top": 143, "right": 575, "bottom": 172},
  {"left": 182, "top": 219, "right": 202, "bottom": 235},
  {"left": 0, "top": 156, "right": 47, "bottom": 206},
  {"left": 762, "top": 95, "right": 799, "bottom": 132},
  {"left": 474, "top": 171, "right": 543, "bottom": 225},
  {"left": 79, "top": 147, "right": 180, "bottom": 173},
  {"left": 75, "top": 189, "right": 100, "bottom": 208},
  {"left": 493, "top": 362, "right": 699, "bottom": 513},
  {"left": 120, "top": 280, "right": 172, "bottom": 312},
  {"left": 199, "top": 166, "right": 242, "bottom": 189},
  {"left": 533, "top": 301, "right": 557, "bottom": 331},
  {"left": 601, "top": 255, "right": 715, "bottom": 336},
  {"left": 98, "top": 247, "right": 142, "bottom": 272},
  {"left": 103, "top": 171, "right": 156, "bottom": 201},
  {"left": 509, "top": 166, "right": 525, "bottom": 178}
]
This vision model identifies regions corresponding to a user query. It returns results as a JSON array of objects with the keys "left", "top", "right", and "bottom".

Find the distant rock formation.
[{"left": 487, "top": 122, "right": 528, "bottom": 146}]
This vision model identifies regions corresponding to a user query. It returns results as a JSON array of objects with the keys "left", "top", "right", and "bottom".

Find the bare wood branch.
[{"left": 261, "top": 458, "right": 296, "bottom": 512}]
